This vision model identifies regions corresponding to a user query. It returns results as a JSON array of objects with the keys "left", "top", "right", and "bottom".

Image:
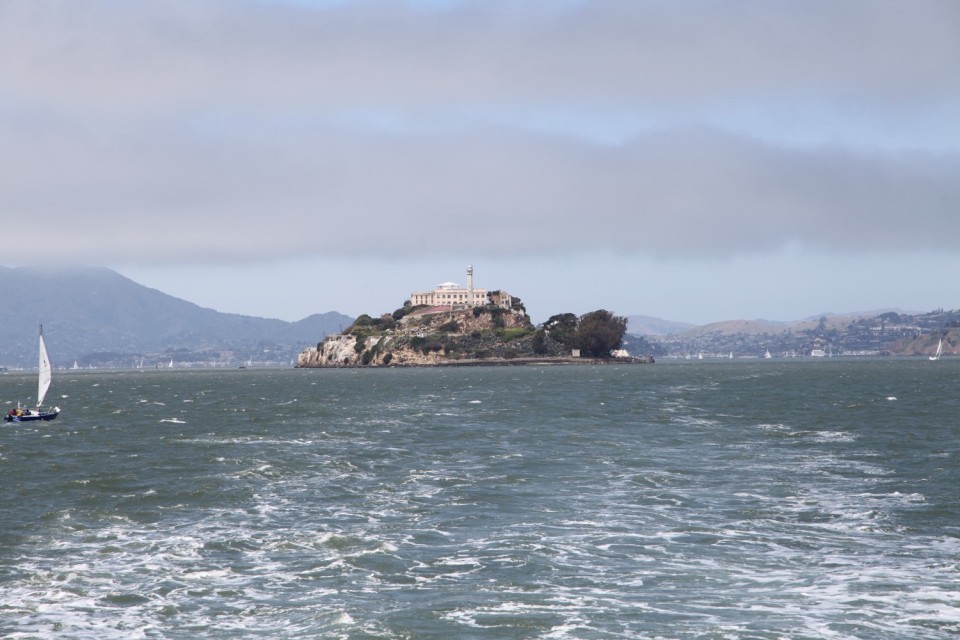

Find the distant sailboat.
[
  {"left": 930, "top": 338, "right": 943, "bottom": 361},
  {"left": 763, "top": 349, "right": 772, "bottom": 359},
  {"left": 5, "top": 325, "right": 60, "bottom": 422}
]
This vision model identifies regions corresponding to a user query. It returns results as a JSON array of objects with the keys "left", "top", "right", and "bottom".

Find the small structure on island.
[{"left": 410, "top": 265, "right": 515, "bottom": 311}]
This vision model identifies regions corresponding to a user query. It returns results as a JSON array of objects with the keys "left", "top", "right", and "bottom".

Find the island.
[{"left": 297, "top": 268, "right": 652, "bottom": 368}]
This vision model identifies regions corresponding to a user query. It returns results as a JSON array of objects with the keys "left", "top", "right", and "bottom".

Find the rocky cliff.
[{"left": 298, "top": 305, "right": 564, "bottom": 367}]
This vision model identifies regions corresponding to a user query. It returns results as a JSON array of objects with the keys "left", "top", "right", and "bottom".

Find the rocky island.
[{"left": 297, "top": 269, "right": 651, "bottom": 368}]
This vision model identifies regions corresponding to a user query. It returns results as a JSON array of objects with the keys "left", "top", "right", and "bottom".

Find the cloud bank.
[{"left": 2, "top": 0, "right": 957, "bottom": 264}]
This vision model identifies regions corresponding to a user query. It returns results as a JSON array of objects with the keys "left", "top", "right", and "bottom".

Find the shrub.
[
  {"left": 352, "top": 314, "right": 375, "bottom": 327},
  {"left": 410, "top": 335, "right": 443, "bottom": 355},
  {"left": 531, "top": 329, "right": 548, "bottom": 354},
  {"left": 497, "top": 327, "right": 532, "bottom": 341},
  {"left": 488, "top": 307, "right": 506, "bottom": 328}
]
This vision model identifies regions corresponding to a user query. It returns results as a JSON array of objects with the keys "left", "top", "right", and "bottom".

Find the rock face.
[
  {"left": 297, "top": 334, "right": 364, "bottom": 367},
  {"left": 297, "top": 306, "right": 552, "bottom": 367}
]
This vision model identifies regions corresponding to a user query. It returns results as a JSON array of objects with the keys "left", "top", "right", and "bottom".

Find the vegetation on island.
[{"left": 300, "top": 300, "right": 640, "bottom": 367}]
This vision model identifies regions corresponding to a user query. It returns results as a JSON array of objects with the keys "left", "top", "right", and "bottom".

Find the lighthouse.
[{"left": 467, "top": 265, "right": 474, "bottom": 307}]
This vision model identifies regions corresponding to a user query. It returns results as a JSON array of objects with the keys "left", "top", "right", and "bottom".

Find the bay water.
[{"left": 1, "top": 360, "right": 958, "bottom": 638}]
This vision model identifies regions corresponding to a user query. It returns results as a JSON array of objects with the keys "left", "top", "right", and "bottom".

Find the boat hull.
[{"left": 5, "top": 410, "right": 59, "bottom": 422}]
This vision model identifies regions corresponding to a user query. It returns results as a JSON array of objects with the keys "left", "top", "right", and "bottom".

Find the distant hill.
[
  {"left": 626, "top": 315, "right": 695, "bottom": 336},
  {"left": 0, "top": 266, "right": 352, "bottom": 368},
  {"left": 679, "top": 318, "right": 790, "bottom": 337},
  {"left": 678, "top": 312, "right": 910, "bottom": 338},
  {"left": 647, "top": 308, "right": 959, "bottom": 358}
]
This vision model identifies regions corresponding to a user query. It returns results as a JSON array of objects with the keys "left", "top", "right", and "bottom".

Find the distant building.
[
  {"left": 410, "top": 281, "right": 486, "bottom": 308},
  {"left": 410, "top": 265, "right": 515, "bottom": 310}
]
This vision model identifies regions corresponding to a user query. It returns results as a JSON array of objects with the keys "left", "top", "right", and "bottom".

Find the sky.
[{"left": 2, "top": 0, "right": 959, "bottom": 326}]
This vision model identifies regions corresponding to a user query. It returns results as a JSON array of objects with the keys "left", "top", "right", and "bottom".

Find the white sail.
[
  {"left": 930, "top": 338, "right": 943, "bottom": 361},
  {"left": 37, "top": 328, "right": 52, "bottom": 408}
]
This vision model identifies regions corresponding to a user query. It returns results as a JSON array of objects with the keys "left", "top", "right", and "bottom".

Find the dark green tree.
[
  {"left": 543, "top": 313, "right": 579, "bottom": 348},
  {"left": 576, "top": 309, "right": 628, "bottom": 358},
  {"left": 347, "top": 314, "right": 375, "bottom": 334}
]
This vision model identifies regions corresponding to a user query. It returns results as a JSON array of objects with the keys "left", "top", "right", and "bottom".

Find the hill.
[
  {"left": 625, "top": 315, "right": 695, "bottom": 336},
  {"left": 679, "top": 318, "right": 789, "bottom": 337},
  {"left": 0, "top": 266, "right": 352, "bottom": 368},
  {"left": 646, "top": 308, "right": 960, "bottom": 358}
]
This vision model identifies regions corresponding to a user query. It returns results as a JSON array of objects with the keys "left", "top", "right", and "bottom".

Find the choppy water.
[{"left": 1, "top": 360, "right": 958, "bottom": 639}]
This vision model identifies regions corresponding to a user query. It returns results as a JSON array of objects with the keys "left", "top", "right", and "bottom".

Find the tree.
[
  {"left": 576, "top": 309, "right": 627, "bottom": 358},
  {"left": 817, "top": 316, "right": 828, "bottom": 333},
  {"left": 543, "top": 313, "right": 579, "bottom": 348}
]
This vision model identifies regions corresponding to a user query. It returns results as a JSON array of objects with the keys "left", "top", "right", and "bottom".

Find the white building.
[{"left": 410, "top": 266, "right": 514, "bottom": 310}]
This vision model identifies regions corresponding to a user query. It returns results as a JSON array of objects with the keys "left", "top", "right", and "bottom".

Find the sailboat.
[
  {"left": 929, "top": 338, "right": 943, "bottom": 361},
  {"left": 5, "top": 325, "right": 61, "bottom": 422}
]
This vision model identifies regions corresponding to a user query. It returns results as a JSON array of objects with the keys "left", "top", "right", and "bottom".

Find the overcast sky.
[{"left": 3, "top": 0, "right": 958, "bottom": 325}]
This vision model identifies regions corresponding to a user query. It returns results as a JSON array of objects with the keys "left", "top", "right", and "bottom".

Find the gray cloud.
[
  {"left": 3, "top": 121, "right": 957, "bottom": 261},
  {"left": 2, "top": 0, "right": 958, "bottom": 265},
  {"left": 3, "top": 0, "right": 958, "bottom": 108}
]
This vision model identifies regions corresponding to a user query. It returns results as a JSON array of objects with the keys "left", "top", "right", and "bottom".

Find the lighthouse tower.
[{"left": 467, "top": 265, "right": 474, "bottom": 307}]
